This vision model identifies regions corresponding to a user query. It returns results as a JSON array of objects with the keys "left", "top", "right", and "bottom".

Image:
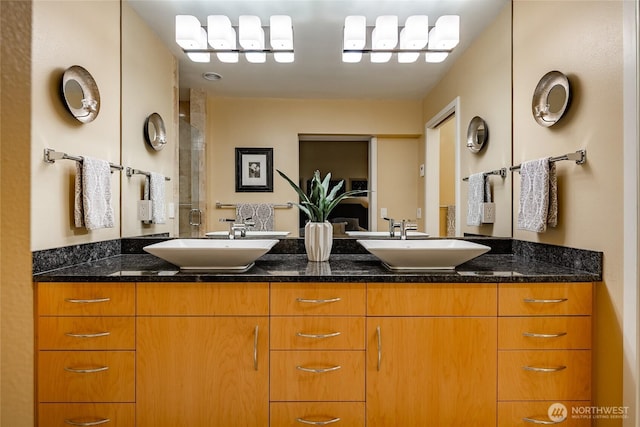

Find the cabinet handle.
[
  {"left": 296, "top": 417, "right": 341, "bottom": 425},
  {"left": 522, "top": 331, "right": 568, "bottom": 339},
  {"left": 376, "top": 326, "right": 382, "bottom": 371},
  {"left": 295, "top": 297, "right": 341, "bottom": 304},
  {"left": 64, "top": 366, "right": 109, "bottom": 374},
  {"left": 522, "top": 416, "right": 562, "bottom": 424},
  {"left": 522, "top": 365, "right": 567, "bottom": 373},
  {"left": 254, "top": 325, "right": 259, "bottom": 371},
  {"left": 523, "top": 298, "right": 568, "bottom": 304},
  {"left": 65, "top": 418, "right": 111, "bottom": 426},
  {"left": 64, "top": 297, "right": 111, "bottom": 304},
  {"left": 65, "top": 331, "right": 111, "bottom": 339},
  {"left": 296, "top": 331, "right": 341, "bottom": 339},
  {"left": 296, "top": 365, "right": 341, "bottom": 374}
]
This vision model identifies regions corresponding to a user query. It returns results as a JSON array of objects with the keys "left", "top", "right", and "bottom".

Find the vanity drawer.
[
  {"left": 498, "top": 401, "right": 592, "bottom": 427},
  {"left": 38, "top": 351, "right": 135, "bottom": 402},
  {"left": 271, "top": 283, "right": 365, "bottom": 316},
  {"left": 270, "top": 350, "right": 365, "bottom": 401},
  {"left": 37, "top": 283, "right": 135, "bottom": 316},
  {"left": 498, "top": 350, "right": 591, "bottom": 401},
  {"left": 271, "top": 317, "right": 365, "bottom": 350},
  {"left": 271, "top": 402, "right": 365, "bottom": 427},
  {"left": 38, "top": 403, "right": 135, "bottom": 427},
  {"left": 367, "top": 283, "right": 497, "bottom": 316},
  {"left": 498, "top": 317, "right": 591, "bottom": 350},
  {"left": 137, "top": 282, "right": 269, "bottom": 315},
  {"left": 498, "top": 283, "right": 592, "bottom": 316},
  {"left": 38, "top": 317, "right": 135, "bottom": 350}
]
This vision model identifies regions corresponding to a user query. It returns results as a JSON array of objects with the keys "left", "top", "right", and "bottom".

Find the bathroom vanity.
[{"left": 33, "top": 239, "right": 600, "bottom": 427}]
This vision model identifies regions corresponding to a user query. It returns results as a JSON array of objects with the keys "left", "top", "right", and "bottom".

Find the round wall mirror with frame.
[
  {"left": 60, "top": 65, "right": 100, "bottom": 123},
  {"left": 466, "top": 116, "right": 489, "bottom": 154},
  {"left": 144, "top": 112, "right": 167, "bottom": 151},
  {"left": 532, "top": 70, "right": 571, "bottom": 127}
]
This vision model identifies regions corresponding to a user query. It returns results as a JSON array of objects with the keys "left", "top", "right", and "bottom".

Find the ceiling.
[{"left": 126, "top": 0, "right": 509, "bottom": 100}]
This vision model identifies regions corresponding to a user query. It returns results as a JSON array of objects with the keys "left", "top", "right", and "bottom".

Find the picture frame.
[{"left": 235, "top": 147, "right": 273, "bottom": 192}]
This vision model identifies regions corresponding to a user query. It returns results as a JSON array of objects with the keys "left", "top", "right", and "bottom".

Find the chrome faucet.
[
  {"left": 384, "top": 217, "right": 418, "bottom": 240},
  {"left": 219, "top": 217, "right": 256, "bottom": 239}
]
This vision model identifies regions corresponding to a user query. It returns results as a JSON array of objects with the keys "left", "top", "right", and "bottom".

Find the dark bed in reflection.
[{"left": 299, "top": 197, "right": 369, "bottom": 237}]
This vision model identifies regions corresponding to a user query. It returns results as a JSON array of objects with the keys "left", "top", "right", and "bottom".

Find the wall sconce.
[
  {"left": 175, "top": 14, "right": 294, "bottom": 63},
  {"left": 342, "top": 14, "right": 459, "bottom": 64}
]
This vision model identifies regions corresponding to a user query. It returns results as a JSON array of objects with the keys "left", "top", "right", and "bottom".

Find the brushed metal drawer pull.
[
  {"left": 376, "top": 326, "right": 382, "bottom": 371},
  {"left": 65, "top": 418, "right": 111, "bottom": 426},
  {"left": 523, "top": 331, "right": 568, "bottom": 339},
  {"left": 64, "top": 366, "right": 109, "bottom": 374},
  {"left": 522, "top": 416, "right": 562, "bottom": 424},
  {"left": 523, "top": 298, "right": 568, "bottom": 304},
  {"left": 296, "top": 417, "right": 341, "bottom": 425},
  {"left": 64, "top": 297, "right": 111, "bottom": 304},
  {"left": 296, "top": 365, "right": 341, "bottom": 374},
  {"left": 253, "top": 325, "right": 259, "bottom": 371},
  {"left": 523, "top": 365, "right": 567, "bottom": 373},
  {"left": 65, "top": 331, "right": 111, "bottom": 339},
  {"left": 296, "top": 331, "right": 341, "bottom": 339},
  {"left": 296, "top": 297, "right": 341, "bottom": 304}
]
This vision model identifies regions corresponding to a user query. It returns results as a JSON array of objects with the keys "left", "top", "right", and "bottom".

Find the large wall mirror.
[{"left": 122, "top": 0, "right": 513, "bottom": 238}]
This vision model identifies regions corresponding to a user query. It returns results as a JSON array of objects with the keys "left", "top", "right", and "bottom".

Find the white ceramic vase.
[{"left": 304, "top": 221, "right": 333, "bottom": 262}]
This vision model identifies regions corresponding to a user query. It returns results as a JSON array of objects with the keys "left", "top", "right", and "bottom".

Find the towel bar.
[
  {"left": 125, "top": 167, "right": 171, "bottom": 181},
  {"left": 510, "top": 149, "right": 586, "bottom": 171},
  {"left": 215, "top": 201, "right": 293, "bottom": 209},
  {"left": 462, "top": 167, "right": 507, "bottom": 182},
  {"left": 44, "top": 148, "right": 123, "bottom": 171}
]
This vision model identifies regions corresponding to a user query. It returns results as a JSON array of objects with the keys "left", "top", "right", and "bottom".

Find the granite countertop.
[{"left": 33, "top": 252, "right": 601, "bottom": 283}]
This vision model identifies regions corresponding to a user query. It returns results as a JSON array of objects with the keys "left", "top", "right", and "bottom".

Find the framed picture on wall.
[{"left": 235, "top": 147, "right": 273, "bottom": 192}]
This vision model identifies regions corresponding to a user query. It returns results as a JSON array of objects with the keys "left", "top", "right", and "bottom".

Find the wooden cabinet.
[
  {"left": 36, "top": 282, "right": 136, "bottom": 427},
  {"left": 270, "top": 283, "right": 366, "bottom": 426},
  {"left": 135, "top": 282, "right": 269, "bottom": 427},
  {"left": 366, "top": 283, "right": 498, "bottom": 427},
  {"left": 497, "top": 282, "right": 593, "bottom": 425}
]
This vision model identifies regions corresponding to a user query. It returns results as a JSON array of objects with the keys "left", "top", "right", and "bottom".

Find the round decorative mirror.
[
  {"left": 60, "top": 65, "right": 100, "bottom": 123},
  {"left": 532, "top": 70, "right": 571, "bottom": 127},
  {"left": 466, "top": 116, "right": 489, "bottom": 154},
  {"left": 144, "top": 113, "right": 167, "bottom": 151}
]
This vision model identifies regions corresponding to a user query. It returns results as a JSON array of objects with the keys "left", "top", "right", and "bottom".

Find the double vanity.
[{"left": 33, "top": 236, "right": 600, "bottom": 427}]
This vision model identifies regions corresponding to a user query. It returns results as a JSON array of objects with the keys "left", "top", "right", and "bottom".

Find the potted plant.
[{"left": 277, "top": 169, "right": 365, "bottom": 261}]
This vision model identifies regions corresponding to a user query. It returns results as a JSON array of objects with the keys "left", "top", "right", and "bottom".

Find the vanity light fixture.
[
  {"left": 342, "top": 14, "right": 459, "bottom": 64},
  {"left": 175, "top": 14, "right": 294, "bottom": 64}
]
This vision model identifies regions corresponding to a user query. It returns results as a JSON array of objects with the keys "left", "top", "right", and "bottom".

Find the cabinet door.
[
  {"left": 366, "top": 317, "right": 497, "bottom": 427},
  {"left": 136, "top": 316, "right": 269, "bottom": 427}
]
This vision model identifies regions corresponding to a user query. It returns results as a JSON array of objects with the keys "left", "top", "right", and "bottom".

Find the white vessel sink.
[
  {"left": 346, "top": 231, "right": 429, "bottom": 238},
  {"left": 205, "top": 230, "right": 291, "bottom": 238},
  {"left": 144, "top": 238, "right": 279, "bottom": 271},
  {"left": 357, "top": 239, "right": 490, "bottom": 270}
]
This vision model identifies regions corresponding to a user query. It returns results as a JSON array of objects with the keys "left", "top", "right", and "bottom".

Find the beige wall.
[
  {"left": 422, "top": 2, "right": 513, "bottom": 238},
  {"left": 512, "top": 1, "right": 624, "bottom": 423},
  {"left": 207, "top": 97, "right": 422, "bottom": 235},
  {"left": 30, "top": 1, "right": 121, "bottom": 251},
  {"left": 1, "top": 2, "right": 34, "bottom": 425},
  {"left": 121, "top": 2, "right": 179, "bottom": 238}
]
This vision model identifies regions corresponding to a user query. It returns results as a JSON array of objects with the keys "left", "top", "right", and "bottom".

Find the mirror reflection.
[
  {"left": 64, "top": 80, "right": 84, "bottom": 110},
  {"left": 547, "top": 85, "right": 567, "bottom": 114},
  {"left": 123, "top": 0, "right": 513, "bottom": 238}
]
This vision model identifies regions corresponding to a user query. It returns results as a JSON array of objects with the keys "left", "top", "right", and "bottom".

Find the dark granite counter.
[{"left": 33, "top": 252, "right": 600, "bottom": 283}]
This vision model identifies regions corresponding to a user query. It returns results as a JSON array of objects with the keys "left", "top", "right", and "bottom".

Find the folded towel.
[
  {"left": 74, "top": 156, "right": 114, "bottom": 230},
  {"left": 143, "top": 172, "right": 166, "bottom": 224},
  {"left": 517, "top": 158, "right": 558, "bottom": 232},
  {"left": 466, "top": 173, "right": 485, "bottom": 226},
  {"left": 236, "top": 203, "right": 274, "bottom": 231}
]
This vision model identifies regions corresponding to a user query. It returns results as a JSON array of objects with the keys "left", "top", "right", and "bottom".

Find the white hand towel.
[
  {"left": 466, "top": 173, "right": 485, "bottom": 226},
  {"left": 74, "top": 156, "right": 114, "bottom": 230},
  {"left": 236, "top": 203, "right": 274, "bottom": 231},
  {"left": 517, "top": 158, "right": 557, "bottom": 232},
  {"left": 143, "top": 172, "right": 166, "bottom": 224}
]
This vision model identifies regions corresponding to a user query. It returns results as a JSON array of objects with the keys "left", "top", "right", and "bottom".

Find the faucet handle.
[{"left": 219, "top": 218, "right": 236, "bottom": 223}]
